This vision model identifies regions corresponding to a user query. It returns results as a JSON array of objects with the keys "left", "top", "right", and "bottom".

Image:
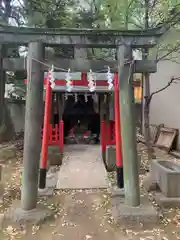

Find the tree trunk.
[
  {"left": 142, "top": 0, "right": 155, "bottom": 160},
  {"left": 143, "top": 70, "right": 153, "bottom": 159}
]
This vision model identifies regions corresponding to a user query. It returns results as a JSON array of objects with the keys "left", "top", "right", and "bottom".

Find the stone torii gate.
[{"left": 0, "top": 25, "right": 164, "bottom": 214}]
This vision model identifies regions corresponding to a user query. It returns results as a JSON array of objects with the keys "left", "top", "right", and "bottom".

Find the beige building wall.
[{"left": 150, "top": 59, "right": 180, "bottom": 148}]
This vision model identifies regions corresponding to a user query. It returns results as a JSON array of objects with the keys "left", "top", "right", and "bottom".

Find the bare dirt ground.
[{"left": 0, "top": 142, "right": 180, "bottom": 239}]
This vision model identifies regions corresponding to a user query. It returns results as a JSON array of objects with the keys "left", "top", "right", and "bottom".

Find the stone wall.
[{"left": 6, "top": 99, "right": 25, "bottom": 134}]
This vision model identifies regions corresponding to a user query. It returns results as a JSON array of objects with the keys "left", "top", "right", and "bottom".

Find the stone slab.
[
  {"left": 5, "top": 201, "right": 53, "bottom": 224},
  {"left": 46, "top": 171, "right": 58, "bottom": 188},
  {"left": 112, "top": 195, "right": 158, "bottom": 226},
  {"left": 105, "top": 145, "right": 116, "bottom": 172},
  {"left": 0, "top": 145, "right": 16, "bottom": 161},
  {"left": 56, "top": 145, "right": 109, "bottom": 189},
  {"left": 38, "top": 187, "right": 54, "bottom": 197},
  {"left": 151, "top": 160, "right": 180, "bottom": 197},
  {"left": 111, "top": 187, "right": 125, "bottom": 197},
  {"left": 143, "top": 173, "right": 158, "bottom": 192},
  {"left": 48, "top": 146, "right": 63, "bottom": 166},
  {"left": 38, "top": 168, "right": 58, "bottom": 196},
  {"left": 153, "top": 192, "right": 180, "bottom": 208}
]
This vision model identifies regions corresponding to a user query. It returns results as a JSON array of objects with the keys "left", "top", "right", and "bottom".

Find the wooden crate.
[
  {"left": 155, "top": 127, "right": 178, "bottom": 152},
  {"left": 150, "top": 123, "right": 164, "bottom": 144}
]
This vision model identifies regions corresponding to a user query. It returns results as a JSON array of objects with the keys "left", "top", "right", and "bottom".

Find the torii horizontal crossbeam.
[
  {"left": 0, "top": 25, "right": 164, "bottom": 47},
  {"left": 3, "top": 58, "right": 157, "bottom": 73}
]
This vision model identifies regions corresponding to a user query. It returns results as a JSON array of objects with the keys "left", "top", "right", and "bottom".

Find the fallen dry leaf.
[{"left": 85, "top": 234, "right": 92, "bottom": 239}]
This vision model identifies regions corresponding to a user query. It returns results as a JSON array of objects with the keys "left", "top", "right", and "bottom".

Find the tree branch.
[
  {"left": 145, "top": 76, "right": 180, "bottom": 107},
  {"left": 162, "top": 58, "right": 180, "bottom": 64},
  {"left": 125, "top": 0, "right": 135, "bottom": 28},
  {"left": 156, "top": 43, "right": 180, "bottom": 62}
]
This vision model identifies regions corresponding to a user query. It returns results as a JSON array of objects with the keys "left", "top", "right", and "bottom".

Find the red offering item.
[{"left": 84, "top": 131, "right": 89, "bottom": 138}]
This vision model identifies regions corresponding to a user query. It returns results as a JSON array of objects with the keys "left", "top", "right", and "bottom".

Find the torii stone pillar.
[
  {"left": 117, "top": 45, "right": 140, "bottom": 207},
  {"left": 21, "top": 42, "right": 44, "bottom": 210}
]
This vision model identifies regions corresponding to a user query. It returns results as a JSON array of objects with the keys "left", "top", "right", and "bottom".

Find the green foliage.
[
  {"left": 25, "top": 0, "right": 76, "bottom": 28},
  {"left": 1, "top": 0, "right": 180, "bottom": 63},
  {"left": 100, "top": 0, "right": 143, "bottom": 29},
  {"left": 100, "top": 0, "right": 180, "bottom": 29}
]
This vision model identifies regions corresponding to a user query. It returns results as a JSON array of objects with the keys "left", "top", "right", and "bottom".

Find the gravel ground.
[{"left": 0, "top": 143, "right": 180, "bottom": 239}]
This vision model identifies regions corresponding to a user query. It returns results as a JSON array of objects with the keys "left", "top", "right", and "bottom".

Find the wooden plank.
[
  {"left": 155, "top": 127, "right": 178, "bottom": 152},
  {"left": 3, "top": 58, "right": 157, "bottom": 73},
  {"left": 150, "top": 123, "right": 164, "bottom": 144}
]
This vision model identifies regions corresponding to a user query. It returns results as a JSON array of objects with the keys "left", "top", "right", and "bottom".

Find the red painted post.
[
  {"left": 114, "top": 72, "right": 123, "bottom": 188},
  {"left": 39, "top": 76, "right": 52, "bottom": 189}
]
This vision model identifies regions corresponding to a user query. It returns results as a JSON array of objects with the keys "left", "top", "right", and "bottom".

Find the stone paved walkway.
[{"left": 56, "top": 145, "right": 109, "bottom": 189}]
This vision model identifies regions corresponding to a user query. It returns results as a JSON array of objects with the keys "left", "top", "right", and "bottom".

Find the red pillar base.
[{"left": 116, "top": 166, "right": 124, "bottom": 188}]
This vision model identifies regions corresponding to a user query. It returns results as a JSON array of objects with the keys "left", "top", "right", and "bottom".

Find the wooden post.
[
  {"left": 56, "top": 93, "right": 60, "bottom": 121},
  {"left": 117, "top": 45, "right": 140, "bottom": 207},
  {"left": 93, "top": 93, "right": 98, "bottom": 114},
  {"left": 57, "top": 93, "right": 64, "bottom": 162},
  {"left": 57, "top": 93, "right": 65, "bottom": 120},
  {"left": 99, "top": 94, "right": 105, "bottom": 132},
  {"left": 99, "top": 94, "right": 106, "bottom": 162},
  {"left": 21, "top": 42, "right": 44, "bottom": 210}
]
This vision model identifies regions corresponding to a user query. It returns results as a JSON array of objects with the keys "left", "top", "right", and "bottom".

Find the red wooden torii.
[
  {"left": 39, "top": 71, "right": 64, "bottom": 189},
  {"left": 25, "top": 71, "right": 123, "bottom": 189}
]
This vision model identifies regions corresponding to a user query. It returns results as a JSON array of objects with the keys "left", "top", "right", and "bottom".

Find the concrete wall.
[
  {"left": 7, "top": 99, "right": 25, "bottom": 133},
  {"left": 150, "top": 60, "right": 180, "bottom": 148}
]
